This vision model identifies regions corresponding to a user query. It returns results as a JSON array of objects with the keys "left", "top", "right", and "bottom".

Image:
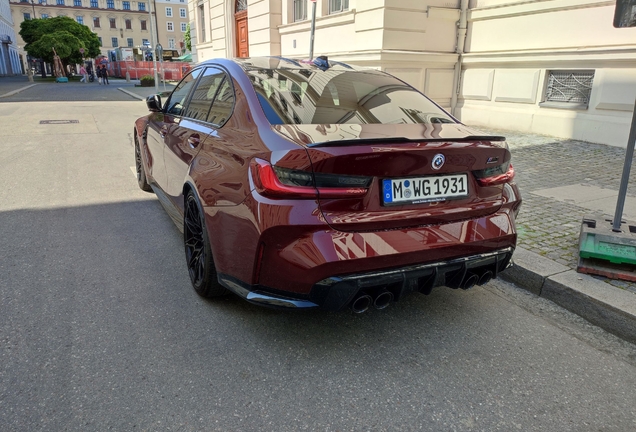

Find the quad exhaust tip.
[
  {"left": 462, "top": 273, "right": 479, "bottom": 290},
  {"left": 351, "top": 291, "right": 394, "bottom": 313},
  {"left": 478, "top": 271, "right": 493, "bottom": 286},
  {"left": 351, "top": 294, "right": 373, "bottom": 314},
  {"left": 461, "top": 270, "right": 494, "bottom": 290},
  {"left": 352, "top": 270, "right": 494, "bottom": 311},
  {"left": 373, "top": 291, "right": 394, "bottom": 310}
]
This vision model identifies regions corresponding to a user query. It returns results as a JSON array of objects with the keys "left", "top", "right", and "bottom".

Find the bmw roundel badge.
[{"left": 432, "top": 154, "right": 445, "bottom": 170}]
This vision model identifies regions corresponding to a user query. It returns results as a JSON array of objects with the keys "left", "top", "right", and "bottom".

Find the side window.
[
  {"left": 165, "top": 69, "right": 202, "bottom": 116},
  {"left": 184, "top": 67, "right": 225, "bottom": 121},
  {"left": 207, "top": 76, "right": 235, "bottom": 126}
]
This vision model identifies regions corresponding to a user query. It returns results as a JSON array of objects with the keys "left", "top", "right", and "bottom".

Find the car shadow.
[{"left": 0, "top": 198, "right": 498, "bottom": 365}]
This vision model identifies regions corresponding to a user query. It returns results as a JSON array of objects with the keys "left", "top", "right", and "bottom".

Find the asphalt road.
[{"left": 1, "top": 93, "right": 636, "bottom": 431}]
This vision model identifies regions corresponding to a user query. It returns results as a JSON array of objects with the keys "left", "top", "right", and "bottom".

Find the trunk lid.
[{"left": 272, "top": 124, "right": 512, "bottom": 232}]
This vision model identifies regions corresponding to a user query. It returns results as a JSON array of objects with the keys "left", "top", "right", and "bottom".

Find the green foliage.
[
  {"left": 20, "top": 16, "right": 101, "bottom": 64},
  {"left": 29, "top": 31, "right": 82, "bottom": 63},
  {"left": 140, "top": 74, "right": 155, "bottom": 87},
  {"left": 184, "top": 22, "right": 192, "bottom": 52}
]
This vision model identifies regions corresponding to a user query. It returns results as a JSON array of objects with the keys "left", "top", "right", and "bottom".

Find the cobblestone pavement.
[{"left": 479, "top": 128, "right": 636, "bottom": 294}]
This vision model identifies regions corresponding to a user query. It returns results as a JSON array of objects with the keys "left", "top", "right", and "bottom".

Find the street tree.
[
  {"left": 28, "top": 31, "right": 82, "bottom": 65},
  {"left": 184, "top": 23, "right": 192, "bottom": 52},
  {"left": 20, "top": 17, "right": 101, "bottom": 75}
]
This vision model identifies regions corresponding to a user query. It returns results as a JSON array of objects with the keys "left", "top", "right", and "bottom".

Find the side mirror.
[{"left": 146, "top": 94, "right": 162, "bottom": 112}]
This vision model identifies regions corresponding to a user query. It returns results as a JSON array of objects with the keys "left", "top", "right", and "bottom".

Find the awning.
[{"left": 173, "top": 53, "right": 192, "bottom": 62}]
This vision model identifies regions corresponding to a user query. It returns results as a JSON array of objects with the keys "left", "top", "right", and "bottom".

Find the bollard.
[{"left": 125, "top": 71, "right": 130, "bottom": 82}]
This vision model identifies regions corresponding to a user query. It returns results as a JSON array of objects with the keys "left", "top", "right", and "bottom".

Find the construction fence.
[{"left": 106, "top": 61, "right": 192, "bottom": 82}]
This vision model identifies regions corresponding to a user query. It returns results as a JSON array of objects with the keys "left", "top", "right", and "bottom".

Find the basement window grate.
[{"left": 545, "top": 70, "right": 594, "bottom": 105}]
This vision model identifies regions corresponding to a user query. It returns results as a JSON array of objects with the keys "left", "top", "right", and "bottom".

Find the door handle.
[{"left": 188, "top": 134, "right": 200, "bottom": 149}]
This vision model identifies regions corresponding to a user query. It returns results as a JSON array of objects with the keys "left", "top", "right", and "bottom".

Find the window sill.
[
  {"left": 279, "top": 8, "right": 355, "bottom": 34},
  {"left": 539, "top": 101, "right": 589, "bottom": 110}
]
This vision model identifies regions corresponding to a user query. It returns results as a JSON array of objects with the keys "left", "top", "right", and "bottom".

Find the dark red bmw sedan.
[{"left": 134, "top": 56, "right": 521, "bottom": 313}]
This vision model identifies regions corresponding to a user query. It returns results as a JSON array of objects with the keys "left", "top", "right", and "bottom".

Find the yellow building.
[{"left": 10, "top": 0, "right": 189, "bottom": 64}]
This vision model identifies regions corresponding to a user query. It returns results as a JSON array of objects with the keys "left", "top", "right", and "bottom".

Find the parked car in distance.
[{"left": 133, "top": 56, "right": 521, "bottom": 313}]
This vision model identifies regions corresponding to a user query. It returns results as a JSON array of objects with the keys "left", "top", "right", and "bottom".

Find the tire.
[
  {"left": 184, "top": 191, "right": 227, "bottom": 298},
  {"left": 134, "top": 134, "right": 152, "bottom": 192}
]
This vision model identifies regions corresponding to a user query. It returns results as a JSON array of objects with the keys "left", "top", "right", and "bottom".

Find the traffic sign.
[{"left": 614, "top": 0, "right": 636, "bottom": 27}]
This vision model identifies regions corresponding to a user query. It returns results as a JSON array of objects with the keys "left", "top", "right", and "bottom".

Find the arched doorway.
[{"left": 235, "top": 0, "right": 249, "bottom": 58}]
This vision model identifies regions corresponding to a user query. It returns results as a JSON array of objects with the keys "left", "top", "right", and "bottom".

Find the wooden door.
[{"left": 235, "top": 10, "right": 249, "bottom": 58}]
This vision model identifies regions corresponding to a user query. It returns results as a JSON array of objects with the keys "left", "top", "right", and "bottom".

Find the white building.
[
  {"left": 458, "top": 0, "right": 636, "bottom": 147},
  {"left": 189, "top": 0, "right": 460, "bottom": 112},
  {"left": 187, "top": 0, "right": 636, "bottom": 147},
  {"left": 0, "top": 0, "right": 21, "bottom": 75}
]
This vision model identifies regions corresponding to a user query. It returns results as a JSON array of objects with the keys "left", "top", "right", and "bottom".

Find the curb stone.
[
  {"left": 0, "top": 84, "right": 38, "bottom": 99},
  {"left": 502, "top": 247, "right": 636, "bottom": 344},
  {"left": 117, "top": 87, "right": 145, "bottom": 101}
]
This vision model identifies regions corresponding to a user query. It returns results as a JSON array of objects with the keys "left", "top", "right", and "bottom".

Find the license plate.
[{"left": 382, "top": 174, "right": 468, "bottom": 205}]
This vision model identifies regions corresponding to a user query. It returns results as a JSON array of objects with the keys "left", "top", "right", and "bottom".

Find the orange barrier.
[{"left": 108, "top": 61, "right": 192, "bottom": 81}]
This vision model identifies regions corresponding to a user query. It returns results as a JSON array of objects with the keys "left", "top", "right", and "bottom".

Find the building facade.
[
  {"left": 1, "top": 0, "right": 21, "bottom": 75},
  {"left": 9, "top": 0, "right": 189, "bottom": 64},
  {"left": 188, "top": 0, "right": 462, "bottom": 111},
  {"left": 458, "top": 0, "right": 636, "bottom": 147},
  {"left": 154, "top": 0, "right": 189, "bottom": 54},
  {"left": 187, "top": 0, "right": 636, "bottom": 147}
]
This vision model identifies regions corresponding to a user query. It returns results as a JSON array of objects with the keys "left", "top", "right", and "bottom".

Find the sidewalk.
[
  {"left": 482, "top": 127, "right": 636, "bottom": 344},
  {"left": 2, "top": 74, "right": 634, "bottom": 343},
  {"left": 0, "top": 76, "right": 176, "bottom": 102}
]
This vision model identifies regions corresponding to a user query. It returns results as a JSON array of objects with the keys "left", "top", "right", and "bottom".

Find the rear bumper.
[
  {"left": 207, "top": 192, "right": 519, "bottom": 311},
  {"left": 218, "top": 247, "right": 514, "bottom": 311},
  {"left": 256, "top": 208, "right": 518, "bottom": 296}
]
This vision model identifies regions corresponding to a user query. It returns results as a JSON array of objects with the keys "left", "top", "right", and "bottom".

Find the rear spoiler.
[{"left": 307, "top": 135, "right": 507, "bottom": 148}]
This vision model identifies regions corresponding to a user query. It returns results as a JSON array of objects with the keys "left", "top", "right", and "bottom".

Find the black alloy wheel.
[
  {"left": 184, "top": 191, "right": 227, "bottom": 298},
  {"left": 135, "top": 134, "right": 152, "bottom": 192}
]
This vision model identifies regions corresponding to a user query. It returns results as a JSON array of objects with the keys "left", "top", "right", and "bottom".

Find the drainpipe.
[{"left": 450, "top": 0, "right": 469, "bottom": 118}]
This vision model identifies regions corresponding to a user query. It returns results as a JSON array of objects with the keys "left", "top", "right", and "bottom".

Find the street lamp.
[
  {"left": 30, "top": 0, "right": 47, "bottom": 17},
  {"left": 148, "top": 0, "right": 159, "bottom": 92}
]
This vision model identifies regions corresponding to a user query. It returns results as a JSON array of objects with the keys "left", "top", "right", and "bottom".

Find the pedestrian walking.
[
  {"left": 96, "top": 65, "right": 102, "bottom": 84},
  {"left": 101, "top": 65, "right": 110, "bottom": 85},
  {"left": 79, "top": 65, "right": 87, "bottom": 83},
  {"left": 86, "top": 63, "right": 94, "bottom": 82}
]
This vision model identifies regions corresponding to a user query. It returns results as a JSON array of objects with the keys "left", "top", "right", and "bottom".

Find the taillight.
[
  {"left": 474, "top": 162, "right": 515, "bottom": 186},
  {"left": 250, "top": 158, "right": 370, "bottom": 199}
]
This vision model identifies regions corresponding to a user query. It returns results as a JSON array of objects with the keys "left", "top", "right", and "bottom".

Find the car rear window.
[{"left": 246, "top": 67, "right": 455, "bottom": 125}]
